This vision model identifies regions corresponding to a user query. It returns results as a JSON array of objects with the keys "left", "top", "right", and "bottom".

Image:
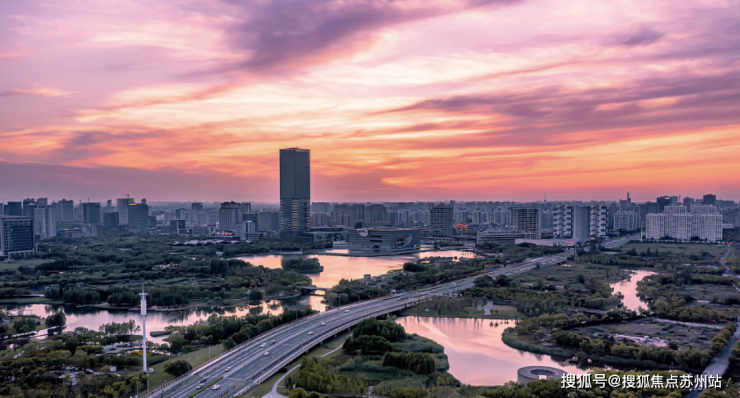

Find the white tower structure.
[{"left": 140, "top": 288, "right": 148, "bottom": 373}]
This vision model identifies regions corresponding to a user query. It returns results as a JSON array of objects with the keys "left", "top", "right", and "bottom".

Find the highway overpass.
[{"left": 144, "top": 253, "right": 569, "bottom": 398}]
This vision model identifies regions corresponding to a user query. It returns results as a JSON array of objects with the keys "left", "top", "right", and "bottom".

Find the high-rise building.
[
  {"left": 589, "top": 203, "right": 608, "bottom": 238},
  {"left": 573, "top": 205, "right": 591, "bottom": 243},
  {"left": 0, "top": 216, "right": 35, "bottom": 258},
  {"left": 82, "top": 202, "right": 102, "bottom": 225},
  {"left": 493, "top": 207, "right": 512, "bottom": 227},
  {"left": 552, "top": 204, "right": 573, "bottom": 238},
  {"left": 703, "top": 194, "right": 717, "bottom": 206},
  {"left": 22, "top": 199, "right": 37, "bottom": 218},
  {"left": 656, "top": 196, "right": 672, "bottom": 213},
  {"left": 33, "top": 206, "right": 55, "bottom": 240},
  {"left": 103, "top": 212, "right": 119, "bottom": 230},
  {"left": 279, "top": 148, "right": 311, "bottom": 241},
  {"left": 512, "top": 207, "right": 541, "bottom": 239},
  {"left": 191, "top": 202, "right": 204, "bottom": 211},
  {"left": 5, "top": 202, "right": 22, "bottom": 216},
  {"left": 116, "top": 198, "right": 134, "bottom": 225},
  {"left": 614, "top": 211, "right": 638, "bottom": 232},
  {"left": 127, "top": 201, "right": 149, "bottom": 233},
  {"left": 430, "top": 203, "right": 454, "bottom": 236},
  {"left": 311, "top": 213, "right": 330, "bottom": 227},
  {"left": 170, "top": 220, "right": 186, "bottom": 235},
  {"left": 682, "top": 197, "right": 694, "bottom": 212},
  {"left": 219, "top": 201, "right": 242, "bottom": 232},
  {"left": 36, "top": 198, "right": 48, "bottom": 207},
  {"left": 257, "top": 210, "right": 280, "bottom": 231},
  {"left": 646, "top": 205, "right": 723, "bottom": 242}
]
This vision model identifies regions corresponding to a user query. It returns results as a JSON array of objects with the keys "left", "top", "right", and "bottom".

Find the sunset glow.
[{"left": 1, "top": 0, "right": 739, "bottom": 201}]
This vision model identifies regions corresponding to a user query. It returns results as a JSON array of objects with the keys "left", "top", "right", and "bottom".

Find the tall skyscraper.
[
  {"left": 279, "top": 148, "right": 311, "bottom": 241},
  {"left": 191, "top": 202, "right": 204, "bottom": 211},
  {"left": 656, "top": 196, "right": 672, "bottom": 213},
  {"left": 703, "top": 194, "right": 717, "bottom": 206},
  {"left": 116, "top": 198, "right": 134, "bottom": 225},
  {"left": 22, "top": 199, "right": 37, "bottom": 218},
  {"left": 82, "top": 202, "right": 102, "bottom": 225},
  {"left": 512, "top": 206, "right": 542, "bottom": 239}
]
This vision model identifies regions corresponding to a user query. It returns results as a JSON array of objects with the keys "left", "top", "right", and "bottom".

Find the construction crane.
[{"left": 122, "top": 193, "right": 130, "bottom": 198}]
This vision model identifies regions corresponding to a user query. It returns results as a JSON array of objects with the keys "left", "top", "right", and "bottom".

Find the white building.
[
  {"left": 645, "top": 205, "right": 723, "bottom": 242},
  {"left": 116, "top": 198, "right": 134, "bottom": 225},
  {"left": 614, "top": 211, "right": 638, "bottom": 232},
  {"left": 589, "top": 203, "right": 608, "bottom": 238},
  {"left": 552, "top": 203, "right": 573, "bottom": 238}
]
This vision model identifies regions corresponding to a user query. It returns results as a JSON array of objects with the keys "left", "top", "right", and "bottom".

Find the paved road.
[{"left": 145, "top": 253, "right": 569, "bottom": 398}]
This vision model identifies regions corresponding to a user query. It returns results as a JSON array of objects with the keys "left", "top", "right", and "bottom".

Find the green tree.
[
  {"left": 45, "top": 311, "right": 67, "bottom": 328},
  {"left": 164, "top": 360, "right": 193, "bottom": 377}
]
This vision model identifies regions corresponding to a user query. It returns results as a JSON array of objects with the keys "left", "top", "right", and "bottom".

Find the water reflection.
[
  {"left": 395, "top": 316, "right": 588, "bottom": 386},
  {"left": 5, "top": 295, "right": 326, "bottom": 344},
  {"left": 610, "top": 270, "right": 655, "bottom": 311},
  {"left": 236, "top": 250, "right": 471, "bottom": 288}
]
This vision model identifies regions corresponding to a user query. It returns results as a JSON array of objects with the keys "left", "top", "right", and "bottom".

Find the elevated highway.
[{"left": 145, "top": 253, "right": 569, "bottom": 398}]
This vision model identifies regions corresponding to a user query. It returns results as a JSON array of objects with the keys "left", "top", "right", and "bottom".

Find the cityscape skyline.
[{"left": 2, "top": 0, "right": 740, "bottom": 202}]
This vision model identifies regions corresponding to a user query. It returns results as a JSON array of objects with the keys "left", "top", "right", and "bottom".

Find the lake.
[
  {"left": 395, "top": 316, "right": 589, "bottom": 385},
  {"left": 236, "top": 249, "right": 473, "bottom": 288}
]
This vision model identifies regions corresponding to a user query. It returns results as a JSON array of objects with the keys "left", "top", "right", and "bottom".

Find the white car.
[
  {"left": 264, "top": 351, "right": 270, "bottom": 356},
  {"left": 344, "top": 310, "right": 349, "bottom": 313},
  {"left": 212, "top": 385, "right": 221, "bottom": 390},
  {"left": 308, "top": 331, "right": 313, "bottom": 335},
  {"left": 225, "top": 367, "right": 231, "bottom": 372},
  {"left": 320, "top": 322, "right": 326, "bottom": 326},
  {"left": 260, "top": 343, "right": 266, "bottom": 348},
  {"left": 198, "top": 383, "right": 204, "bottom": 388}
]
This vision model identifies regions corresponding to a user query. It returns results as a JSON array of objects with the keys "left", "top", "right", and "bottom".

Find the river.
[
  {"left": 235, "top": 249, "right": 474, "bottom": 288},
  {"left": 610, "top": 270, "right": 655, "bottom": 311},
  {"left": 4, "top": 249, "right": 471, "bottom": 343},
  {"left": 396, "top": 316, "right": 588, "bottom": 385}
]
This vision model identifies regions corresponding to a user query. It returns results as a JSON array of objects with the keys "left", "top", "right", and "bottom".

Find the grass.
[
  {"left": 575, "top": 319, "right": 719, "bottom": 350},
  {"left": 512, "top": 262, "right": 630, "bottom": 286},
  {"left": 400, "top": 304, "right": 519, "bottom": 319},
  {"left": 9, "top": 316, "right": 46, "bottom": 331},
  {"left": 241, "top": 331, "right": 353, "bottom": 398},
  {"left": 148, "top": 344, "right": 225, "bottom": 389},
  {"left": 621, "top": 243, "right": 725, "bottom": 257},
  {"left": 682, "top": 284, "right": 740, "bottom": 303},
  {"left": 0, "top": 258, "right": 46, "bottom": 270}
]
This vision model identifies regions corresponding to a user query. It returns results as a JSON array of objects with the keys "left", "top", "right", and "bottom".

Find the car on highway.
[
  {"left": 260, "top": 343, "right": 266, "bottom": 348},
  {"left": 264, "top": 351, "right": 270, "bottom": 356},
  {"left": 308, "top": 331, "right": 313, "bottom": 335},
  {"left": 344, "top": 310, "right": 349, "bottom": 313},
  {"left": 271, "top": 340, "right": 276, "bottom": 345},
  {"left": 212, "top": 385, "right": 220, "bottom": 390},
  {"left": 198, "top": 383, "right": 204, "bottom": 387},
  {"left": 225, "top": 367, "right": 231, "bottom": 372}
]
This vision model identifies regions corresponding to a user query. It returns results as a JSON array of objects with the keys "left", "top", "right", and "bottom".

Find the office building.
[
  {"left": 723, "top": 208, "right": 740, "bottom": 227},
  {"left": 170, "top": 220, "right": 186, "bottom": 235},
  {"left": 5, "top": 202, "right": 22, "bottom": 216},
  {"left": 493, "top": 207, "right": 512, "bottom": 227},
  {"left": 347, "top": 228, "right": 421, "bottom": 254},
  {"left": 476, "top": 230, "right": 525, "bottom": 245},
  {"left": 127, "top": 201, "right": 149, "bottom": 233},
  {"left": 367, "top": 204, "right": 389, "bottom": 227},
  {"left": 312, "top": 202, "right": 332, "bottom": 213},
  {"left": 116, "top": 198, "right": 134, "bottom": 225},
  {"left": 191, "top": 202, "right": 203, "bottom": 211},
  {"left": 512, "top": 207, "right": 541, "bottom": 239},
  {"left": 257, "top": 210, "right": 280, "bottom": 231},
  {"left": 430, "top": 203, "right": 454, "bottom": 236},
  {"left": 683, "top": 197, "right": 694, "bottom": 212},
  {"left": 656, "top": 196, "right": 672, "bottom": 213},
  {"left": 82, "top": 202, "right": 102, "bottom": 225},
  {"left": 22, "top": 199, "right": 37, "bottom": 218},
  {"left": 36, "top": 198, "right": 48, "bottom": 207},
  {"left": 33, "top": 207, "right": 55, "bottom": 240},
  {"left": 645, "top": 205, "right": 723, "bottom": 242},
  {"left": 219, "top": 201, "right": 242, "bottom": 232},
  {"left": 312, "top": 213, "right": 330, "bottom": 227},
  {"left": 0, "top": 216, "right": 35, "bottom": 258},
  {"left": 703, "top": 194, "right": 717, "bottom": 206},
  {"left": 279, "top": 148, "right": 311, "bottom": 241},
  {"left": 103, "top": 212, "right": 119, "bottom": 230}
]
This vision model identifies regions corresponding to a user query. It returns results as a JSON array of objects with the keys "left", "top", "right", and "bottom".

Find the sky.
[{"left": 1, "top": 0, "right": 739, "bottom": 203}]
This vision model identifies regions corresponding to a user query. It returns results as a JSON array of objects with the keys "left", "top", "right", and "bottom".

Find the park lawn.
[
  {"left": 574, "top": 319, "right": 718, "bottom": 350},
  {"left": 9, "top": 316, "right": 46, "bottom": 331},
  {"left": 682, "top": 284, "right": 740, "bottom": 303},
  {"left": 148, "top": 344, "right": 225, "bottom": 390},
  {"left": 245, "top": 331, "right": 353, "bottom": 398},
  {"left": 401, "top": 303, "right": 520, "bottom": 319},
  {"left": 621, "top": 243, "right": 725, "bottom": 257},
  {"left": 0, "top": 258, "right": 46, "bottom": 270},
  {"left": 512, "top": 262, "right": 630, "bottom": 286}
]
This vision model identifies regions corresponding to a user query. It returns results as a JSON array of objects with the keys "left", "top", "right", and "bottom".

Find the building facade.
[
  {"left": 430, "top": 203, "right": 454, "bottom": 236},
  {"left": 33, "top": 206, "right": 56, "bottom": 240},
  {"left": 82, "top": 202, "right": 102, "bottom": 225},
  {"left": 645, "top": 205, "right": 723, "bottom": 242},
  {"left": 0, "top": 216, "right": 35, "bottom": 258},
  {"left": 279, "top": 148, "right": 311, "bottom": 241},
  {"left": 347, "top": 228, "right": 421, "bottom": 254},
  {"left": 512, "top": 207, "right": 541, "bottom": 239}
]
